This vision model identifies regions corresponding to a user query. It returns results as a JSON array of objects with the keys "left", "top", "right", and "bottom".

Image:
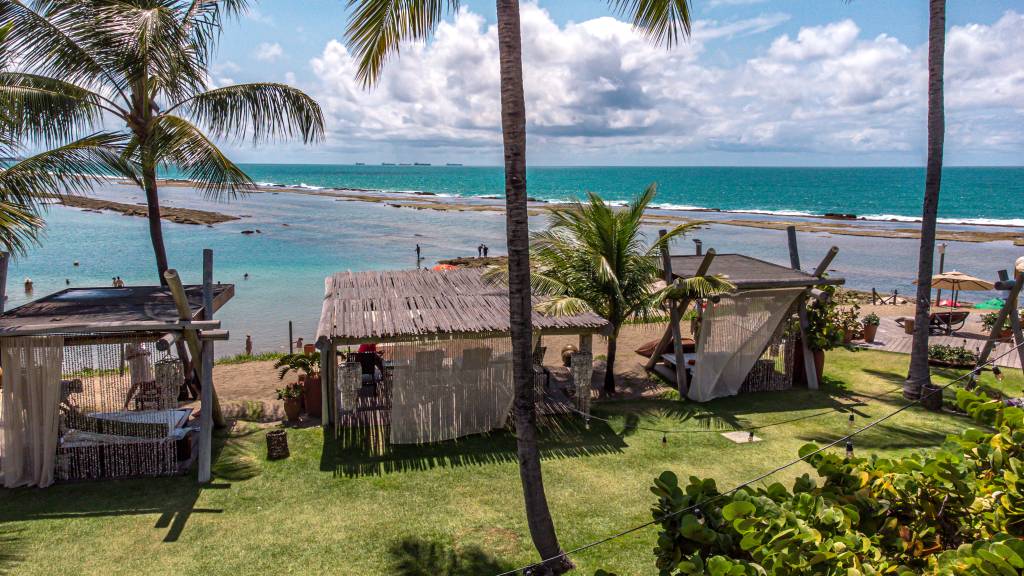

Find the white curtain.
[
  {"left": 0, "top": 335, "right": 64, "bottom": 488},
  {"left": 689, "top": 289, "right": 803, "bottom": 403},
  {"left": 389, "top": 338, "right": 513, "bottom": 444}
]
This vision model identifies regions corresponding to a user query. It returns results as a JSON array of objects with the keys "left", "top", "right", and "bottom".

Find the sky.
[{"left": 206, "top": 1, "right": 1024, "bottom": 167}]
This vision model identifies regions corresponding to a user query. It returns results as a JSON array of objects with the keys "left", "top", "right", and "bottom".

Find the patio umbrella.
[{"left": 914, "top": 271, "right": 994, "bottom": 307}]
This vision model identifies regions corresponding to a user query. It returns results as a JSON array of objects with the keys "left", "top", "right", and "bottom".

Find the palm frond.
[
  {"left": 536, "top": 296, "right": 594, "bottom": 317},
  {"left": 0, "top": 72, "right": 110, "bottom": 146},
  {"left": 182, "top": 0, "right": 252, "bottom": 62},
  {"left": 149, "top": 114, "right": 254, "bottom": 199},
  {"left": 0, "top": 0, "right": 126, "bottom": 95},
  {"left": 344, "top": 0, "right": 460, "bottom": 87},
  {"left": 0, "top": 131, "right": 135, "bottom": 205},
  {"left": 174, "top": 83, "right": 324, "bottom": 145},
  {"left": 666, "top": 274, "right": 736, "bottom": 300},
  {"left": 608, "top": 0, "right": 693, "bottom": 47},
  {"left": 0, "top": 199, "right": 42, "bottom": 255}
]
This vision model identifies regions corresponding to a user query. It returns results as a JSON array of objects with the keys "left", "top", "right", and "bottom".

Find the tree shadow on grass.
[
  {"left": 796, "top": 420, "right": 953, "bottom": 452},
  {"left": 0, "top": 525, "right": 22, "bottom": 575},
  {"left": 388, "top": 536, "right": 514, "bottom": 576},
  {"left": 0, "top": 429, "right": 250, "bottom": 543},
  {"left": 320, "top": 413, "right": 627, "bottom": 478}
]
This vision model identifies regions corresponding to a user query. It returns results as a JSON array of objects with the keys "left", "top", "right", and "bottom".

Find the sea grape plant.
[{"left": 598, "top": 388, "right": 1024, "bottom": 575}]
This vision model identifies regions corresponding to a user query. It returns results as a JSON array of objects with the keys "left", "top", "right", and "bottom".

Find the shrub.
[
  {"left": 980, "top": 312, "right": 1013, "bottom": 332},
  {"left": 602, "top": 389, "right": 1024, "bottom": 575},
  {"left": 928, "top": 343, "right": 978, "bottom": 365},
  {"left": 863, "top": 312, "right": 880, "bottom": 326}
]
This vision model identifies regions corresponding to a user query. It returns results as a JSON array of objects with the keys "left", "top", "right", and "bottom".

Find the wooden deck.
[{"left": 855, "top": 318, "right": 1022, "bottom": 370}]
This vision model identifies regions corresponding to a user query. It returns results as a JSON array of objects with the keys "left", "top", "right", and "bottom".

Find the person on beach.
[
  {"left": 416, "top": 244, "right": 421, "bottom": 260},
  {"left": 243, "top": 272, "right": 249, "bottom": 280},
  {"left": 245, "top": 334, "right": 253, "bottom": 356},
  {"left": 23, "top": 277, "right": 32, "bottom": 292},
  {"left": 477, "top": 244, "right": 483, "bottom": 258},
  {"left": 111, "top": 277, "right": 117, "bottom": 287},
  {"left": 483, "top": 245, "right": 489, "bottom": 257},
  {"left": 115, "top": 277, "right": 125, "bottom": 287}
]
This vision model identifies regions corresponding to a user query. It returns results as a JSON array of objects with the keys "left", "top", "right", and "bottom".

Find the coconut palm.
[
  {"left": 529, "top": 184, "right": 733, "bottom": 396},
  {"left": 344, "top": 1, "right": 692, "bottom": 571},
  {"left": 905, "top": 0, "right": 946, "bottom": 400},
  {"left": 0, "top": 0, "right": 323, "bottom": 281}
]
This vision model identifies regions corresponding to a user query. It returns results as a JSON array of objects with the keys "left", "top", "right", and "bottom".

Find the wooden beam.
[
  {"left": 156, "top": 331, "right": 181, "bottom": 351},
  {"left": 659, "top": 229, "right": 688, "bottom": 395},
  {"left": 0, "top": 319, "right": 220, "bottom": 337},
  {"left": 644, "top": 249, "right": 717, "bottom": 372},
  {"left": 198, "top": 249, "right": 215, "bottom": 484},
  {"left": 788, "top": 227, "right": 823, "bottom": 390},
  {"left": 198, "top": 329, "right": 230, "bottom": 341},
  {"left": 165, "top": 267, "right": 225, "bottom": 428},
  {"left": 976, "top": 267, "right": 1024, "bottom": 379},
  {"left": 0, "top": 251, "right": 8, "bottom": 314}
]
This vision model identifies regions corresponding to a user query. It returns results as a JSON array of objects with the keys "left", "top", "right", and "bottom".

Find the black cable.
[{"left": 495, "top": 340, "right": 1024, "bottom": 576}]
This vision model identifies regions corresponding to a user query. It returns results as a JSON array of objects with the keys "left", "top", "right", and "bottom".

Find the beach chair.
[{"left": 929, "top": 311, "right": 970, "bottom": 335}]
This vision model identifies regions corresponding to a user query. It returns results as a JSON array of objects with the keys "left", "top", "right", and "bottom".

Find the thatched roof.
[
  {"left": 666, "top": 254, "right": 844, "bottom": 290},
  {"left": 317, "top": 268, "right": 608, "bottom": 343},
  {"left": 0, "top": 285, "right": 234, "bottom": 336}
]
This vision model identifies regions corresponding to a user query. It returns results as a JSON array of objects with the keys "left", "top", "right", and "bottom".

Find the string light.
[
  {"left": 845, "top": 438, "right": 854, "bottom": 459},
  {"left": 993, "top": 366, "right": 1004, "bottom": 382}
]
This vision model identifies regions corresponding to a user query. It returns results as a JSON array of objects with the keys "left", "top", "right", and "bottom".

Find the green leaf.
[{"left": 722, "top": 501, "right": 756, "bottom": 521}]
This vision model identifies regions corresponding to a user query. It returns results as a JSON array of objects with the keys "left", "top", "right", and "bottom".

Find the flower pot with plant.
[
  {"left": 862, "top": 313, "right": 880, "bottom": 343},
  {"left": 981, "top": 312, "right": 1014, "bottom": 341},
  {"left": 274, "top": 351, "right": 322, "bottom": 417},
  {"left": 276, "top": 383, "right": 304, "bottom": 422},
  {"left": 799, "top": 285, "right": 845, "bottom": 384},
  {"left": 928, "top": 343, "right": 978, "bottom": 369}
]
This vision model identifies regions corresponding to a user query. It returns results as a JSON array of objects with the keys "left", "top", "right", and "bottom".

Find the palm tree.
[
  {"left": 905, "top": 0, "right": 946, "bottom": 400},
  {"left": 0, "top": 0, "right": 323, "bottom": 282},
  {"left": 528, "top": 184, "right": 733, "bottom": 396},
  {"left": 344, "top": 1, "right": 692, "bottom": 571}
]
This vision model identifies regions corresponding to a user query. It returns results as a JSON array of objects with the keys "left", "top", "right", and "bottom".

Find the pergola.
[
  {"left": 0, "top": 251, "right": 230, "bottom": 487},
  {"left": 648, "top": 228, "right": 844, "bottom": 402},
  {"left": 315, "top": 268, "right": 608, "bottom": 443}
]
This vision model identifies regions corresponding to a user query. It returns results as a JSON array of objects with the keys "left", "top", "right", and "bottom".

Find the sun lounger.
[{"left": 896, "top": 311, "right": 970, "bottom": 335}]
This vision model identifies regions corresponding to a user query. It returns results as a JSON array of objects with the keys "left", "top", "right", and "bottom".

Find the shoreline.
[{"left": 113, "top": 178, "right": 1024, "bottom": 244}]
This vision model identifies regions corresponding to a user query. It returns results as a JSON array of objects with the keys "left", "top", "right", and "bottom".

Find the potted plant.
[
  {"left": 837, "top": 304, "right": 862, "bottom": 343},
  {"left": 276, "top": 383, "right": 304, "bottom": 422},
  {"left": 274, "top": 351, "right": 322, "bottom": 417},
  {"left": 800, "top": 286, "right": 845, "bottom": 383},
  {"left": 862, "top": 313, "right": 880, "bottom": 343},
  {"left": 981, "top": 312, "right": 1013, "bottom": 340}
]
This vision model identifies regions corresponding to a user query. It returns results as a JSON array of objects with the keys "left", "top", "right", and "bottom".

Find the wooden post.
[
  {"left": 0, "top": 251, "right": 8, "bottom": 314},
  {"left": 197, "top": 250, "right": 215, "bottom": 483},
  {"left": 644, "top": 249, "right": 717, "bottom": 371},
  {"left": 288, "top": 321, "right": 294, "bottom": 354},
  {"left": 659, "top": 230, "right": 688, "bottom": 395},
  {"left": 318, "top": 338, "right": 333, "bottom": 428},
  {"left": 164, "top": 267, "right": 226, "bottom": 427},
  {"left": 976, "top": 264, "right": 1024, "bottom": 378},
  {"left": 788, "top": 227, "right": 840, "bottom": 390}
]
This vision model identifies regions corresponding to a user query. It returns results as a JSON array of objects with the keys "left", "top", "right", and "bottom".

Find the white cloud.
[
  {"left": 254, "top": 42, "right": 284, "bottom": 62},
  {"left": 302, "top": 5, "right": 1024, "bottom": 164},
  {"left": 245, "top": 9, "right": 274, "bottom": 26}
]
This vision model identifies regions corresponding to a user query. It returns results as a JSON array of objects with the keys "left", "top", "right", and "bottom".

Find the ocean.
[
  {"left": 5, "top": 165, "right": 1022, "bottom": 355},
  {"left": 238, "top": 164, "right": 1024, "bottom": 226}
]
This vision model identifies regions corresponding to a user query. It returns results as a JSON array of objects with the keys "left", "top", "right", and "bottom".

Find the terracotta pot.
[
  {"left": 303, "top": 343, "right": 317, "bottom": 355},
  {"left": 813, "top": 349, "right": 825, "bottom": 384},
  {"left": 999, "top": 328, "right": 1013, "bottom": 341},
  {"left": 842, "top": 330, "right": 854, "bottom": 344},
  {"left": 283, "top": 397, "right": 302, "bottom": 422},
  {"left": 304, "top": 375, "right": 322, "bottom": 418},
  {"left": 863, "top": 323, "right": 878, "bottom": 343}
]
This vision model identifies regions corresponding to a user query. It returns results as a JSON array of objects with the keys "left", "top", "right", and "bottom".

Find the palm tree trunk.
[
  {"left": 495, "top": 1, "right": 571, "bottom": 573},
  {"left": 905, "top": 0, "right": 946, "bottom": 400},
  {"left": 142, "top": 161, "right": 171, "bottom": 284},
  {"left": 604, "top": 328, "right": 618, "bottom": 395}
]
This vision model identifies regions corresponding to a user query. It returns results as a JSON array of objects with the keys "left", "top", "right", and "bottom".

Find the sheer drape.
[
  {"left": 389, "top": 338, "right": 513, "bottom": 444},
  {"left": 0, "top": 335, "right": 64, "bottom": 488},
  {"left": 690, "top": 289, "right": 803, "bottom": 402}
]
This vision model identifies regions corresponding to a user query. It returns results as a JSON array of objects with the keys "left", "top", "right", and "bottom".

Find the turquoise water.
[
  {"left": 6, "top": 165, "right": 1023, "bottom": 355},
  {"left": 236, "top": 165, "right": 1024, "bottom": 226}
]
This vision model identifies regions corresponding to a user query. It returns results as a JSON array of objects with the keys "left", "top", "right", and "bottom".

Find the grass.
[
  {"left": 214, "top": 351, "right": 286, "bottom": 365},
  {"left": 0, "top": 349, "right": 1020, "bottom": 575}
]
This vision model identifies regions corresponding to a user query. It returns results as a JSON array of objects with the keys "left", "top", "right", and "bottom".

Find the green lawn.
[{"left": 1, "top": 349, "right": 1020, "bottom": 575}]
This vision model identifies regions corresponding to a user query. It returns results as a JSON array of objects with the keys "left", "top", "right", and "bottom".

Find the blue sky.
[{"left": 206, "top": 1, "right": 1024, "bottom": 166}]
